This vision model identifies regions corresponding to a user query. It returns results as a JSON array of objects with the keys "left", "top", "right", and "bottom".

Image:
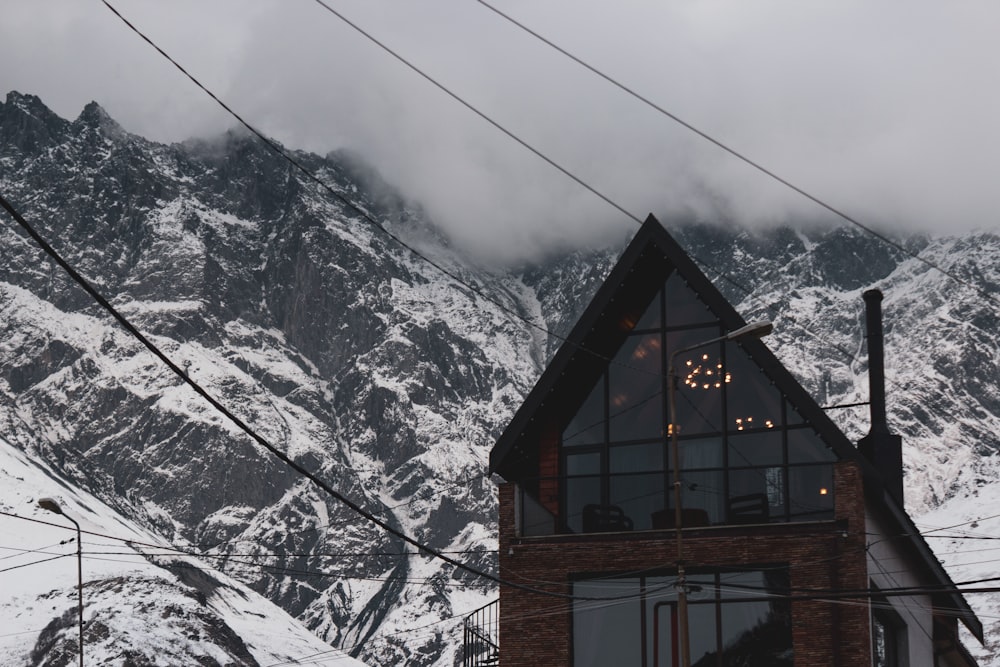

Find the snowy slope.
[{"left": 0, "top": 435, "right": 366, "bottom": 666}]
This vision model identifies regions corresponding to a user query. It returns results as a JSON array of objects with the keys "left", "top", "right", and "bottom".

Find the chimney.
[{"left": 858, "top": 289, "right": 905, "bottom": 507}]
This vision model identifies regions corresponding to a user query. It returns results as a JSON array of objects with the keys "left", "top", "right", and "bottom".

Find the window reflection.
[
  {"left": 724, "top": 341, "right": 781, "bottom": 433},
  {"left": 572, "top": 580, "right": 643, "bottom": 667},
  {"left": 563, "top": 378, "right": 605, "bottom": 447},
  {"left": 788, "top": 465, "right": 834, "bottom": 521},
  {"left": 787, "top": 427, "right": 836, "bottom": 463},
  {"left": 729, "top": 431, "right": 783, "bottom": 467},
  {"left": 669, "top": 330, "right": 724, "bottom": 436},
  {"left": 664, "top": 272, "right": 717, "bottom": 327},
  {"left": 634, "top": 288, "right": 663, "bottom": 331},
  {"left": 609, "top": 334, "right": 663, "bottom": 442},
  {"left": 681, "top": 470, "right": 725, "bottom": 525},
  {"left": 582, "top": 569, "right": 796, "bottom": 667},
  {"left": 565, "top": 453, "right": 601, "bottom": 534},
  {"left": 549, "top": 267, "right": 839, "bottom": 536},
  {"left": 610, "top": 443, "right": 665, "bottom": 530}
]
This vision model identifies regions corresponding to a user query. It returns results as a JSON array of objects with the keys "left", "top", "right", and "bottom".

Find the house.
[{"left": 486, "top": 216, "right": 982, "bottom": 666}]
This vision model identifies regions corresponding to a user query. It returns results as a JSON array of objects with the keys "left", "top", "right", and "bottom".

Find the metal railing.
[{"left": 463, "top": 599, "right": 499, "bottom": 667}]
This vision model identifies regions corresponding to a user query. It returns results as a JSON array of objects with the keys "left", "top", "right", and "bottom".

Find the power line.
[
  {"left": 0, "top": 195, "right": 672, "bottom": 603},
  {"left": 305, "top": 0, "right": 640, "bottom": 227},
  {"left": 303, "top": 0, "right": 926, "bottom": 410},
  {"left": 95, "top": 0, "right": 878, "bottom": 398},
  {"left": 95, "top": 0, "right": 578, "bottom": 356},
  {"left": 475, "top": 0, "right": 1000, "bottom": 310},
  {"left": 26, "top": 0, "right": 988, "bottom": 629},
  {"left": 0, "top": 553, "right": 70, "bottom": 574},
  {"left": 188, "top": 471, "right": 493, "bottom": 551},
  {"left": 90, "top": 0, "right": 706, "bottom": 450}
]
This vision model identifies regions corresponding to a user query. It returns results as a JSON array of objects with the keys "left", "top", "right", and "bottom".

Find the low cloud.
[{"left": 3, "top": 1, "right": 999, "bottom": 262}]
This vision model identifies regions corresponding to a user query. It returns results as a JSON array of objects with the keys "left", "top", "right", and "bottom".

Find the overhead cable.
[
  {"left": 0, "top": 194, "right": 645, "bottom": 603},
  {"left": 475, "top": 0, "right": 1000, "bottom": 309}
]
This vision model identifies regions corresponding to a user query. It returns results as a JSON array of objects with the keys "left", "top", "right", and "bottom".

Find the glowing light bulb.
[{"left": 819, "top": 487, "right": 829, "bottom": 496}]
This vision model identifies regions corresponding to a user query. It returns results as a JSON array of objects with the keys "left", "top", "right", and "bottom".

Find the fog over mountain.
[
  {"left": 3, "top": 1, "right": 1000, "bottom": 263},
  {"left": 2, "top": 93, "right": 1000, "bottom": 665}
]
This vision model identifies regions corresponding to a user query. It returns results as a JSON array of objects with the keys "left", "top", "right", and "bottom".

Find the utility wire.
[
  {"left": 306, "top": 0, "right": 640, "bottom": 226},
  {"left": 190, "top": 470, "right": 492, "bottom": 551},
  {"left": 63, "top": 531, "right": 999, "bottom": 665},
  {"left": 302, "top": 0, "right": 920, "bottom": 403},
  {"left": 95, "top": 0, "right": 566, "bottom": 354},
  {"left": 0, "top": 553, "right": 70, "bottom": 574},
  {"left": 475, "top": 0, "right": 1000, "bottom": 309},
  {"left": 0, "top": 195, "right": 648, "bottom": 603},
  {"left": 97, "top": 0, "right": 875, "bottom": 398},
  {"left": 69, "top": 0, "right": 998, "bottom": 615}
]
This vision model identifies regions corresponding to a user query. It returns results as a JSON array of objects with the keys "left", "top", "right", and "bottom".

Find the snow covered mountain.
[
  {"left": 0, "top": 434, "right": 367, "bottom": 666},
  {"left": 1, "top": 90, "right": 999, "bottom": 665}
]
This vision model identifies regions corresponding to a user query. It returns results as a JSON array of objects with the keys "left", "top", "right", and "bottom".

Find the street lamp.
[
  {"left": 38, "top": 498, "right": 84, "bottom": 667},
  {"left": 667, "top": 320, "right": 772, "bottom": 667}
]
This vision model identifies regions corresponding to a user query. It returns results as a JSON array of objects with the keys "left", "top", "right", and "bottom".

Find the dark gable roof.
[
  {"left": 491, "top": 214, "right": 858, "bottom": 478},
  {"left": 490, "top": 213, "right": 983, "bottom": 643}
]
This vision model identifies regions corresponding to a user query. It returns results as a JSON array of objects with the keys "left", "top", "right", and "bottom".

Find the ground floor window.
[
  {"left": 871, "top": 587, "right": 907, "bottom": 667},
  {"left": 572, "top": 569, "right": 792, "bottom": 667}
]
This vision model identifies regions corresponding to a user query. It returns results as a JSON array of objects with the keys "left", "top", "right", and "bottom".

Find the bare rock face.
[{"left": 2, "top": 92, "right": 999, "bottom": 666}]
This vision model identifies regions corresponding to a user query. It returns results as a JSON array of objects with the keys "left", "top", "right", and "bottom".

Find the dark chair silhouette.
[
  {"left": 582, "top": 504, "right": 634, "bottom": 533},
  {"left": 728, "top": 493, "right": 770, "bottom": 524},
  {"left": 651, "top": 508, "right": 710, "bottom": 529}
]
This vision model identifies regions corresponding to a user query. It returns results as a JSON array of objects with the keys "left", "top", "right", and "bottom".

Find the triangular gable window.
[{"left": 547, "top": 267, "right": 836, "bottom": 535}]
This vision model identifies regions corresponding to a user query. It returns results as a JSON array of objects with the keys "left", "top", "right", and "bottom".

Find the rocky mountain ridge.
[{"left": 1, "top": 91, "right": 999, "bottom": 665}]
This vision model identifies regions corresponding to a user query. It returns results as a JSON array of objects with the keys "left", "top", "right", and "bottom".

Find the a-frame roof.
[
  {"left": 490, "top": 214, "right": 983, "bottom": 643},
  {"left": 491, "top": 213, "right": 860, "bottom": 478}
]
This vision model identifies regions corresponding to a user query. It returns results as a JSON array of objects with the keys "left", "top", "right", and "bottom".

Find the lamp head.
[
  {"left": 38, "top": 498, "right": 64, "bottom": 515},
  {"left": 726, "top": 320, "right": 773, "bottom": 341}
]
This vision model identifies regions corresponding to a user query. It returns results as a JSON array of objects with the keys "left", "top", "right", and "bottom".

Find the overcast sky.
[{"left": 3, "top": 1, "right": 999, "bottom": 262}]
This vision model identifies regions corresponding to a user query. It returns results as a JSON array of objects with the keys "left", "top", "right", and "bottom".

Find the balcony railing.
[{"left": 463, "top": 599, "right": 499, "bottom": 667}]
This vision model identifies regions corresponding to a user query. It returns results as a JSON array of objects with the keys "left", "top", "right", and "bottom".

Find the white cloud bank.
[{"left": 2, "top": 0, "right": 999, "bottom": 261}]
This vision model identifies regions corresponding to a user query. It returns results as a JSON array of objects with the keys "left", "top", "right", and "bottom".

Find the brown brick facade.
[{"left": 497, "top": 460, "right": 872, "bottom": 666}]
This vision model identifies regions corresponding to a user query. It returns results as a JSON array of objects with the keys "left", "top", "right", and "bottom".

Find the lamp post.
[
  {"left": 38, "top": 498, "right": 84, "bottom": 667},
  {"left": 667, "top": 320, "right": 772, "bottom": 667}
]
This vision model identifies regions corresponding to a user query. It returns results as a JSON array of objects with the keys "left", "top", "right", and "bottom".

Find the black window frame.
[{"left": 554, "top": 277, "right": 836, "bottom": 534}]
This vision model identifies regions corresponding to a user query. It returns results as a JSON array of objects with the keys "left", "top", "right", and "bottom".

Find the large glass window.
[
  {"left": 563, "top": 379, "right": 605, "bottom": 447},
  {"left": 609, "top": 333, "right": 664, "bottom": 442},
  {"left": 573, "top": 579, "right": 643, "bottom": 667},
  {"left": 573, "top": 569, "right": 793, "bottom": 667},
  {"left": 529, "top": 272, "right": 839, "bottom": 535}
]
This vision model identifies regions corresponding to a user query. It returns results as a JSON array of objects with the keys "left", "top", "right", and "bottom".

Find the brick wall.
[{"left": 497, "top": 460, "right": 872, "bottom": 666}]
